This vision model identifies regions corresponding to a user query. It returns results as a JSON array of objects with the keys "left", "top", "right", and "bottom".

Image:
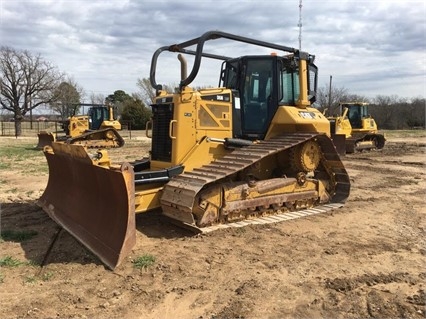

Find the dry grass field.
[{"left": 0, "top": 130, "right": 425, "bottom": 318}]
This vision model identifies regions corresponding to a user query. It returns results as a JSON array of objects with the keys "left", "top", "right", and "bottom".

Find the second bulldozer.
[
  {"left": 38, "top": 31, "right": 350, "bottom": 270},
  {"left": 328, "top": 102, "right": 386, "bottom": 154},
  {"left": 36, "top": 104, "right": 124, "bottom": 149}
]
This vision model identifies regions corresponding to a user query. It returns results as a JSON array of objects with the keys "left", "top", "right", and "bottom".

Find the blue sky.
[{"left": 1, "top": 0, "right": 425, "bottom": 101}]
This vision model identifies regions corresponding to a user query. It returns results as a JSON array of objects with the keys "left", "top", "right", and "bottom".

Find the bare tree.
[
  {"left": 50, "top": 77, "right": 84, "bottom": 119},
  {"left": 0, "top": 46, "right": 63, "bottom": 136},
  {"left": 136, "top": 78, "right": 156, "bottom": 106},
  {"left": 371, "top": 95, "right": 401, "bottom": 129},
  {"left": 88, "top": 92, "right": 105, "bottom": 105},
  {"left": 136, "top": 77, "right": 176, "bottom": 106},
  {"left": 315, "top": 84, "right": 349, "bottom": 116},
  {"left": 406, "top": 98, "right": 426, "bottom": 128}
]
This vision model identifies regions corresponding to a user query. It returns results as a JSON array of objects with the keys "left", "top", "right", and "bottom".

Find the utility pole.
[
  {"left": 298, "top": 0, "right": 303, "bottom": 51},
  {"left": 328, "top": 75, "right": 333, "bottom": 112},
  {"left": 29, "top": 94, "right": 33, "bottom": 129}
]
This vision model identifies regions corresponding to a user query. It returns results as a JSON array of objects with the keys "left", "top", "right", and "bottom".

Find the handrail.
[{"left": 149, "top": 30, "right": 312, "bottom": 93}]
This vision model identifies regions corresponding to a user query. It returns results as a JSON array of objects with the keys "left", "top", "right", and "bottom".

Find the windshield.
[
  {"left": 278, "top": 59, "right": 299, "bottom": 106},
  {"left": 242, "top": 59, "right": 273, "bottom": 132}
]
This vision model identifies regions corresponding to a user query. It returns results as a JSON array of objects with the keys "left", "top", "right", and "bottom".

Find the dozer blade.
[
  {"left": 36, "top": 131, "right": 55, "bottom": 149},
  {"left": 38, "top": 142, "right": 136, "bottom": 270},
  {"left": 331, "top": 134, "right": 347, "bottom": 156}
]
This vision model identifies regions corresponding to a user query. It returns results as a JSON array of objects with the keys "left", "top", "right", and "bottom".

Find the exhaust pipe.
[{"left": 177, "top": 54, "right": 187, "bottom": 82}]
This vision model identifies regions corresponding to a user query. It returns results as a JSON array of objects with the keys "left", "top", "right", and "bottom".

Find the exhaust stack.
[{"left": 178, "top": 54, "right": 187, "bottom": 82}]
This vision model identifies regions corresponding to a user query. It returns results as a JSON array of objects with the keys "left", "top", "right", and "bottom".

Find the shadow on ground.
[{"left": 1, "top": 201, "right": 195, "bottom": 268}]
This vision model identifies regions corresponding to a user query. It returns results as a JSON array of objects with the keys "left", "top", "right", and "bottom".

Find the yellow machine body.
[
  {"left": 38, "top": 31, "right": 350, "bottom": 269},
  {"left": 329, "top": 102, "right": 385, "bottom": 154},
  {"left": 36, "top": 104, "right": 123, "bottom": 149},
  {"left": 98, "top": 105, "right": 122, "bottom": 131},
  {"left": 134, "top": 86, "right": 331, "bottom": 214},
  {"left": 68, "top": 115, "right": 90, "bottom": 137}
]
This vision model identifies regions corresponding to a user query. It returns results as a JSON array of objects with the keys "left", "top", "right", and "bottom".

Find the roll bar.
[{"left": 149, "top": 30, "right": 313, "bottom": 92}]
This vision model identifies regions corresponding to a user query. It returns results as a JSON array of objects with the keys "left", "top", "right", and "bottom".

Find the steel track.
[{"left": 161, "top": 132, "right": 350, "bottom": 226}]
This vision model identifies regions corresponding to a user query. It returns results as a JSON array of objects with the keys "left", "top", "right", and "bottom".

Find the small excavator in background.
[
  {"left": 36, "top": 104, "right": 124, "bottom": 149},
  {"left": 328, "top": 102, "right": 385, "bottom": 154},
  {"left": 38, "top": 31, "right": 350, "bottom": 269}
]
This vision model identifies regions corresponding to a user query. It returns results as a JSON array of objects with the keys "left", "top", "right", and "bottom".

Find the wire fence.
[
  {"left": 0, "top": 120, "right": 133, "bottom": 137},
  {"left": 0, "top": 120, "right": 53, "bottom": 137}
]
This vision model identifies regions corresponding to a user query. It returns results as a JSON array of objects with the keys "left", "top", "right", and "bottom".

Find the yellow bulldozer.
[
  {"left": 328, "top": 102, "right": 386, "bottom": 154},
  {"left": 36, "top": 104, "right": 124, "bottom": 149},
  {"left": 38, "top": 31, "right": 350, "bottom": 269}
]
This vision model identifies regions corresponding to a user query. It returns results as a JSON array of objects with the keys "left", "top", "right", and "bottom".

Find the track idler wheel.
[{"left": 290, "top": 140, "right": 321, "bottom": 173}]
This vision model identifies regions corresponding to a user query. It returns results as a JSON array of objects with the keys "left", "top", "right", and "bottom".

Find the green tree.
[
  {"left": 106, "top": 90, "right": 132, "bottom": 104},
  {"left": 106, "top": 90, "right": 133, "bottom": 116},
  {"left": 0, "top": 46, "right": 63, "bottom": 136},
  {"left": 121, "top": 98, "right": 152, "bottom": 130}
]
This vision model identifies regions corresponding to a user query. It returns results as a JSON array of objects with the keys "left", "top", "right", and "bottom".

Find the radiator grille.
[{"left": 151, "top": 103, "right": 173, "bottom": 161}]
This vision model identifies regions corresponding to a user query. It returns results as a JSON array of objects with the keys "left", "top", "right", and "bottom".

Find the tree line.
[
  {"left": 315, "top": 85, "right": 425, "bottom": 130},
  {"left": 0, "top": 47, "right": 155, "bottom": 135},
  {"left": 1, "top": 47, "right": 424, "bottom": 136}
]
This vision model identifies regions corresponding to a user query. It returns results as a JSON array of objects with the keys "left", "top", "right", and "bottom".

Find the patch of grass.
[
  {"left": 23, "top": 271, "right": 54, "bottom": 284},
  {"left": 0, "top": 144, "right": 47, "bottom": 176},
  {"left": 382, "top": 129, "right": 426, "bottom": 139},
  {"left": 26, "top": 260, "right": 40, "bottom": 267},
  {"left": 0, "top": 229, "right": 38, "bottom": 242},
  {"left": 132, "top": 254, "right": 156, "bottom": 270},
  {"left": 0, "top": 272, "right": 4, "bottom": 284},
  {"left": 41, "top": 271, "right": 54, "bottom": 281},
  {"left": 25, "top": 190, "right": 34, "bottom": 196},
  {"left": 0, "top": 256, "right": 24, "bottom": 267},
  {"left": 0, "top": 144, "right": 43, "bottom": 158},
  {"left": 0, "top": 162, "right": 10, "bottom": 170},
  {"left": 25, "top": 166, "right": 48, "bottom": 174},
  {"left": 6, "top": 188, "right": 18, "bottom": 194},
  {"left": 23, "top": 276, "right": 37, "bottom": 284}
]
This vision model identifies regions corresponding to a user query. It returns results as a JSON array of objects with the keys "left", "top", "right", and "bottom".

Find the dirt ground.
[{"left": 0, "top": 131, "right": 425, "bottom": 319}]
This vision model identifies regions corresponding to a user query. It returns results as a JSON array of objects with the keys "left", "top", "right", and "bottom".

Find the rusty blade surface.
[
  {"left": 36, "top": 132, "right": 55, "bottom": 149},
  {"left": 38, "top": 143, "right": 136, "bottom": 270}
]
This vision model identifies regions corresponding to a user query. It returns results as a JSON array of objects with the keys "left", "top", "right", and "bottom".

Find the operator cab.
[
  {"left": 220, "top": 55, "right": 317, "bottom": 139},
  {"left": 88, "top": 106, "right": 108, "bottom": 130},
  {"left": 342, "top": 103, "right": 368, "bottom": 129}
]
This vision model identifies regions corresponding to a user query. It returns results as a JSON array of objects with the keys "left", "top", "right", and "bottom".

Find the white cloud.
[{"left": 0, "top": 0, "right": 425, "bottom": 99}]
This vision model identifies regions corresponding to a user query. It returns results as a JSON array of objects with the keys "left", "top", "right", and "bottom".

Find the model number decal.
[{"left": 299, "top": 111, "right": 316, "bottom": 119}]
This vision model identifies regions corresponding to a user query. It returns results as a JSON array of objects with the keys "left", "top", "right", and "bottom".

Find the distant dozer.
[
  {"left": 36, "top": 104, "right": 124, "bottom": 149},
  {"left": 38, "top": 31, "right": 350, "bottom": 270},
  {"left": 328, "top": 102, "right": 385, "bottom": 154}
]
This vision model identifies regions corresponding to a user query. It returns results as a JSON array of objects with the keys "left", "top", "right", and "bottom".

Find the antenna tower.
[{"left": 298, "top": 0, "right": 303, "bottom": 51}]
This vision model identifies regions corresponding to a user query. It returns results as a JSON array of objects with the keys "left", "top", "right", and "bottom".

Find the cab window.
[
  {"left": 278, "top": 60, "right": 299, "bottom": 106},
  {"left": 242, "top": 59, "right": 273, "bottom": 132}
]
